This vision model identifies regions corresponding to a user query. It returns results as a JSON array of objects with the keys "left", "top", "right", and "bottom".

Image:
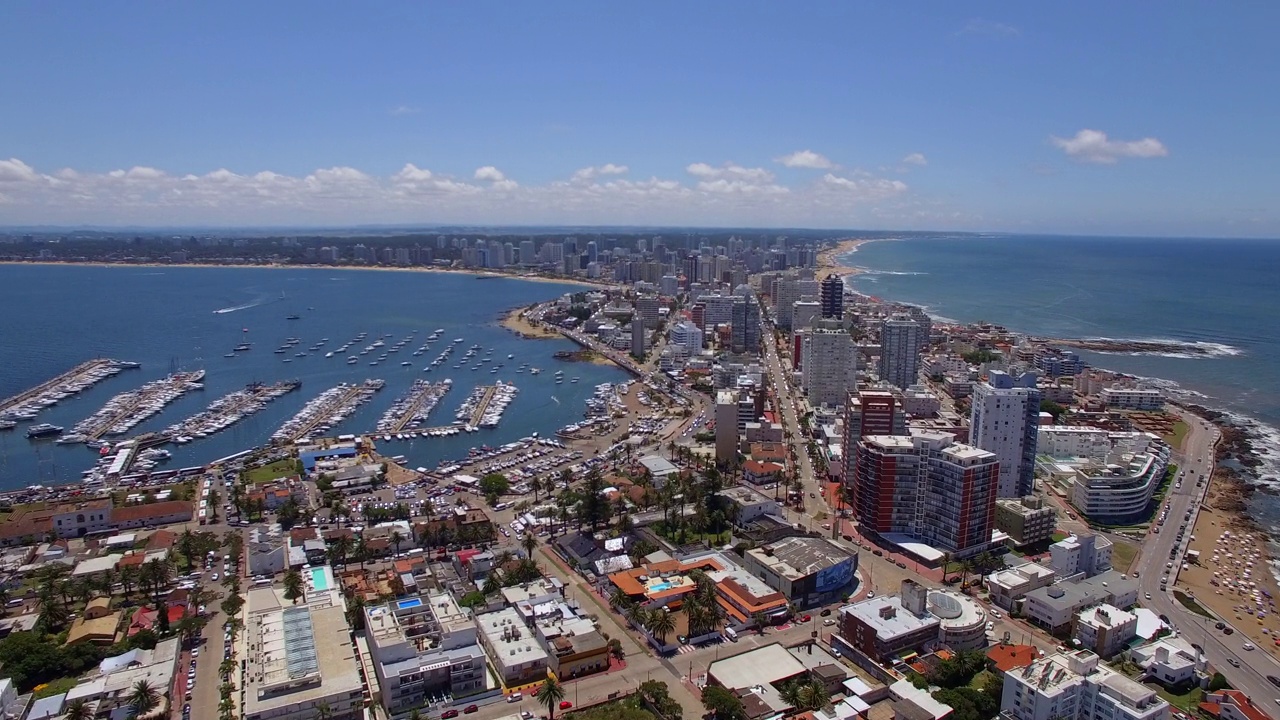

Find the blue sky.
[{"left": 1, "top": 3, "right": 1276, "bottom": 236}]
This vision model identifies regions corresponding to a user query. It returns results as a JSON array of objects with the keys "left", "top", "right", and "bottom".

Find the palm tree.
[
  {"left": 649, "top": 608, "right": 676, "bottom": 646},
  {"left": 219, "top": 658, "right": 236, "bottom": 678},
  {"left": 390, "top": 530, "right": 404, "bottom": 556},
  {"left": 530, "top": 477, "right": 543, "bottom": 503},
  {"left": 521, "top": 532, "right": 538, "bottom": 558},
  {"left": 537, "top": 677, "right": 567, "bottom": 720},
  {"left": 939, "top": 551, "right": 953, "bottom": 579},
  {"left": 609, "top": 587, "right": 631, "bottom": 610},
  {"left": 129, "top": 679, "right": 159, "bottom": 718},
  {"left": 283, "top": 569, "right": 304, "bottom": 604},
  {"left": 959, "top": 558, "right": 974, "bottom": 588},
  {"left": 314, "top": 700, "right": 333, "bottom": 720},
  {"left": 63, "top": 699, "right": 93, "bottom": 720}
]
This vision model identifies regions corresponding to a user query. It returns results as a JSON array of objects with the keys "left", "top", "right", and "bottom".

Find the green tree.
[
  {"left": 537, "top": 677, "right": 567, "bottom": 720},
  {"left": 64, "top": 699, "right": 93, "bottom": 720},
  {"left": 1039, "top": 399, "right": 1067, "bottom": 420},
  {"left": 701, "top": 685, "right": 747, "bottom": 720},
  {"left": 480, "top": 473, "right": 510, "bottom": 505},
  {"left": 128, "top": 679, "right": 160, "bottom": 718},
  {"left": 648, "top": 608, "right": 676, "bottom": 646},
  {"left": 283, "top": 569, "right": 304, "bottom": 604}
]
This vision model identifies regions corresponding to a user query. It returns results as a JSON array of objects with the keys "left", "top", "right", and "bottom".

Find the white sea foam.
[
  {"left": 1074, "top": 336, "right": 1243, "bottom": 359},
  {"left": 212, "top": 301, "right": 262, "bottom": 314}
]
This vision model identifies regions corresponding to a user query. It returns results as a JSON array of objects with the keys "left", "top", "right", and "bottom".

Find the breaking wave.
[{"left": 1074, "top": 337, "right": 1243, "bottom": 359}]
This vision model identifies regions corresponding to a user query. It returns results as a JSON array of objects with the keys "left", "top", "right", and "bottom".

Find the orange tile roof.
[
  {"left": 986, "top": 644, "right": 1040, "bottom": 673},
  {"left": 716, "top": 596, "right": 749, "bottom": 623},
  {"left": 110, "top": 500, "right": 193, "bottom": 524},
  {"left": 1201, "top": 691, "right": 1272, "bottom": 720},
  {"left": 717, "top": 577, "right": 787, "bottom": 613}
]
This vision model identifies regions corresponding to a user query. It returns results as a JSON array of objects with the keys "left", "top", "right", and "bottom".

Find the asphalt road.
[{"left": 1134, "top": 410, "right": 1280, "bottom": 703}]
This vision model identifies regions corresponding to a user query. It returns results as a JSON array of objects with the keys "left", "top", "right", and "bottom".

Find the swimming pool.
[
  {"left": 397, "top": 597, "right": 423, "bottom": 610},
  {"left": 310, "top": 566, "right": 329, "bottom": 591},
  {"left": 649, "top": 581, "right": 673, "bottom": 592}
]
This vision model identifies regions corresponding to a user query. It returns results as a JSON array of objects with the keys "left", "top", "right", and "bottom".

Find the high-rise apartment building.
[
  {"left": 630, "top": 321, "right": 645, "bottom": 359},
  {"left": 970, "top": 370, "right": 1041, "bottom": 498},
  {"left": 729, "top": 291, "right": 761, "bottom": 354},
  {"left": 820, "top": 274, "right": 845, "bottom": 319},
  {"left": 878, "top": 315, "right": 924, "bottom": 389},
  {"left": 852, "top": 432, "right": 999, "bottom": 556},
  {"left": 715, "top": 391, "right": 740, "bottom": 464},
  {"left": 801, "top": 319, "right": 856, "bottom": 408},
  {"left": 774, "top": 276, "right": 819, "bottom": 329}
]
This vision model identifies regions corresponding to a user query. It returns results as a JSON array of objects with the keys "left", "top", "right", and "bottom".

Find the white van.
[{"left": 725, "top": 627, "right": 738, "bottom": 642}]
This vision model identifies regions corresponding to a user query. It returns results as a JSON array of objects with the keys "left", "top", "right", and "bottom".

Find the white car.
[
  {"left": 1243, "top": 642, "right": 1255, "bottom": 651},
  {"left": 211, "top": 573, "right": 219, "bottom": 581}
]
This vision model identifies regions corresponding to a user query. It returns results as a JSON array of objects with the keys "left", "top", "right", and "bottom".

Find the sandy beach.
[
  {"left": 815, "top": 237, "right": 878, "bottom": 281},
  {"left": 0, "top": 259, "right": 616, "bottom": 290},
  {"left": 500, "top": 306, "right": 562, "bottom": 339},
  {"left": 1176, "top": 491, "right": 1280, "bottom": 655}
]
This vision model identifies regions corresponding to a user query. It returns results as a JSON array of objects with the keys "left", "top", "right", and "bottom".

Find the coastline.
[
  {"left": 815, "top": 238, "right": 879, "bottom": 281},
  {"left": 828, "top": 242, "right": 1280, "bottom": 601},
  {"left": 500, "top": 305, "right": 562, "bottom": 340},
  {"left": 0, "top": 259, "right": 615, "bottom": 290}
]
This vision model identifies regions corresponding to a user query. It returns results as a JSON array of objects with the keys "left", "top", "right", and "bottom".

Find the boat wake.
[{"left": 213, "top": 302, "right": 261, "bottom": 315}]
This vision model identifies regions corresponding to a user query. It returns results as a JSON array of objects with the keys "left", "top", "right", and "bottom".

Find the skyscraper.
[
  {"left": 729, "top": 290, "right": 761, "bottom": 354},
  {"left": 878, "top": 315, "right": 923, "bottom": 389},
  {"left": 630, "top": 321, "right": 645, "bottom": 359},
  {"left": 801, "top": 319, "right": 856, "bottom": 408},
  {"left": 852, "top": 432, "right": 999, "bottom": 556},
  {"left": 969, "top": 370, "right": 1042, "bottom": 498},
  {"left": 820, "top": 274, "right": 845, "bottom": 319},
  {"left": 773, "top": 275, "right": 818, "bottom": 329}
]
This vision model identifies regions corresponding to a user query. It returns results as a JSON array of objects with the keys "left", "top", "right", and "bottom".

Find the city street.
[{"left": 1133, "top": 411, "right": 1280, "bottom": 702}]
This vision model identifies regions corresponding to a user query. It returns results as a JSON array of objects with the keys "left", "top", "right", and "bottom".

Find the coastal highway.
[{"left": 1134, "top": 411, "right": 1280, "bottom": 703}]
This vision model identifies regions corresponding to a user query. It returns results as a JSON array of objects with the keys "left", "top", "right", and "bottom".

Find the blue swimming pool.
[
  {"left": 397, "top": 597, "right": 423, "bottom": 610},
  {"left": 650, "top": 582, "right": 673, "bottom": 592},
  {"left": 310, "top": 567, "right": 329, "bottom": 591}
]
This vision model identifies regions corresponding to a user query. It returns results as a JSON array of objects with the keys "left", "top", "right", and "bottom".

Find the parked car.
[
  {"left": 441, "top": 711, "right": 459, "bottom": 719},
  {"left": 464, "top": 705, "right": 479, "bottom": 714},
  {"left": 820, "top": 608, "right": 832, "bottom": 617},
  {"left": 560, "top": 701, "right": 573, "bottom": 710}
]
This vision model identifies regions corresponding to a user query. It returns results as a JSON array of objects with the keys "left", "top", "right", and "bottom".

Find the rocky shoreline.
[{"left": 1048, "top": 337, "right": 1220, "bottom": 356}]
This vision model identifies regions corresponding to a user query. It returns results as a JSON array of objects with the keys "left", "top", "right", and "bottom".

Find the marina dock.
[
  {"left": 467, "top": 385, "right": 499, "bottom": 426},
  {"left": 164, "top": 380, "right": 302, "bottom": 444},
  {"left": 0, "top": 358, "right": 136, "bottom": 420},
  {"left": 72, "top": 370, "right": 206, "bottom": 441},
  {"left": 272, "top": 379, "right": 384, "bottom": 444},
  {"left": 376, "top": 379, "right": 453, "bottom": 434}
]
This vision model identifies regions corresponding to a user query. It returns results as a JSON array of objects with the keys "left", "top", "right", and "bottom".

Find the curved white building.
[
  {"left": 1069, "top": 440, "right": 1170, "bottom": 522},
  {"left": 927, "top": 589, "right": 987, "bottom": 651}
]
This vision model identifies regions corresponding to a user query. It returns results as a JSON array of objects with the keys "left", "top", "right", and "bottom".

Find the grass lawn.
[
  {"left": 1111, "top": 540, "right": 1138, "bottom": 572},
  {"left": 1173, "top": 590, "right": 1214, "bottom": 618},
  {"left": 33, "top": 677, "right": 78, "bottom": 699},
  {"left": 1051, "top": 530, "right": 1068, "bottom": 542},
  {"left": 1151, "top": 682, "right": 1203, "bottom": 713},
  {"left": 1163, "top": 420, "right": 1190, "bottom": 450},
  {"left": 244, "top": 458, "right": 299, "bottom": 484}
]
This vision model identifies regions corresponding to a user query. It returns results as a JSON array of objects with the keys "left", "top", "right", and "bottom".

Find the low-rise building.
[
  {"left": 110, "top": 500, "right": 195, "bottom": 531},
  {"left": 986, "top": 563, "right": 1057, "bottom": 611},
  {"left": 836, "top": 580, "right": 941, "bottom": 661},
  {"left": 365, "top": 593, "right": 489, "bottom": 715},
  {"left": 1130, "top": 637, "right": 1202, "bottom": 688},
  {"left": 242, "top": 581, "right": 363, "bottom": 720},
  {"left": 995, "top": 497, "right": 1057, "bottom": 547},
  {"left": 1022, "top": 571, "right": 1138, "bottom": 633},
  {"left": 1099, "top": 388, "right": 1163, "bottom": 411},
  {"left": 476, "top": 607, "right": 550, "bottom": 687},
  {"left": 1050, "top": 533, "right": 1113, "bottom": 579},
  {"left": 706, "top": 643, "right": 811, "bottom": 719},
  {"left": 722, "top": 486, "right": 781, "bottom": 525},
  {"left": 1199, "top": 689, "right": 1272, "bottom": 720},
  {"left": 742, "top": 536, "right": 857, "bottom": 608},
  {"left": 530, "top": 602, "right": 609, "bottom": 680},
  {"left": 1000, "top": 650, "right": 1169, "bottom": 720},
  {"left": 1073, "top": 604, "right": 1137, "bottom": 658}
]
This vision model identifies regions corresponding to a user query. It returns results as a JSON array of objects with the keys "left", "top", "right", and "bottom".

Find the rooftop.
[
  {"left": 748, "top": 536, "right": 854, "bottom": 580},
  {"left": 477, "top": 607, "right": 549, "bottom": 669},
  {"left": 843, "top": 596, "right": 939, "bottom": 642},
  {"left": 707, "top": 643, "right": 808, "bottom": 690},
  {"left": 244, "top": 587, "right": 361, "bottom": 715}
]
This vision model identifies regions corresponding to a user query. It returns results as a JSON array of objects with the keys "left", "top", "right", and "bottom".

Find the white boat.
[{"left": 325, "top": 352, "right": 334, "bottom": 358}]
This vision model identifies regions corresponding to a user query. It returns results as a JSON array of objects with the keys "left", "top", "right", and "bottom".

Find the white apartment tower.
[
  {"left": 970, "top": 370, "right": 1042, "bottom": 498},
  {"left": 878, "top": 315, "right": 924, "bottom": 389},
  {"left": 801, "top": 318, "right": 857, "bottom": 409}
]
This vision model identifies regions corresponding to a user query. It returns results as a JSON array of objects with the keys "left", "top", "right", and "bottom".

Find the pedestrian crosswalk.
[{"left": 676, "top": 644, "right": 697, "bottom": 654}]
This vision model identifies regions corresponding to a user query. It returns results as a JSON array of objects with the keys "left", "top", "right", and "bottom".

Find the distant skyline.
[{"left": 1, "top": 3, "right": 1277, "bottom": 237}]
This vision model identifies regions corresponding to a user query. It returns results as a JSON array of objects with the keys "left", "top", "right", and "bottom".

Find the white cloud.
[
  {"left": 957, "top": 19, "right": 1021, "bottom": 37},
  {"left": 686, "top": 162, "right": 774, "bottom": 182},
  {"left": 473, "top": 166, "right": 507, "bottom": 182},
  {"left": 1050, "top": 129, "right": 1169, "bottom": 164},
  {"left": 0, "top": 158, "right": 41, "bottom": 183},
  {"left": 571, "top": 164, "right": 629, "bottom": 182},
  {"left": 902, "top": 153, "right": 927, "bottom": 166},
  {"left": 0, "top": 157, "right": 916, "bottom": 227},
  {"left": 775, "top": 150, "right": 834, "bottom": 169},
  {"left": 390, "top": 105, "right": 420, "bottom": 116}
]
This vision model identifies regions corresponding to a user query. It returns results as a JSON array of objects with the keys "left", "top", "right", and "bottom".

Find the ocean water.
[
  {"left": 840, "top": 234, "right": 1280, "bottom": 528},
  {"left": 0, "top": 265, "right": 628, "bottom": 489}
]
